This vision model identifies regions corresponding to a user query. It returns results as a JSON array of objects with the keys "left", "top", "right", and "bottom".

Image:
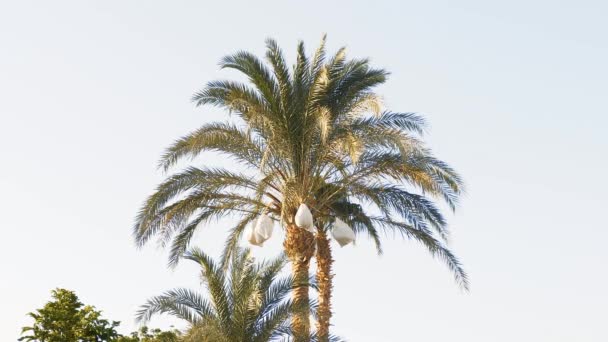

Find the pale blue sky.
[{"left": 1, "top": 1, "right": 607, "bottom": 341}]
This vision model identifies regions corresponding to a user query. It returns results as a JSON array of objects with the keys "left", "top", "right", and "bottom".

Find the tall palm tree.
[
  {"left": 137, "top": 247, "right": 318, "bottom": 341},
  {"left": 134, "top": 36, "right": 467, "bottom": 341}
]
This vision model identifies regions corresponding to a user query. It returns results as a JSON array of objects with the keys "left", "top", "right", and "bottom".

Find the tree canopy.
[
  {"left": 116, "top": 326, "right": 181, "bottom": 342},
  {"left": 19, "top": 288, "right": 120, "bottom": 342}
]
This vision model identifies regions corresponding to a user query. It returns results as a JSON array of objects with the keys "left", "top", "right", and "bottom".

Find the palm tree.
[
  {"left": 137, "top": 247, "right": 315, "bottom": 341},
  {"left": 134, "top": 36, "right": 467, "bottom": 341}
]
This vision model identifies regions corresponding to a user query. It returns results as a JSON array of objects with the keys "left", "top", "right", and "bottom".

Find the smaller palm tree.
[{"left": 136, "top": 248, "right": 337, "bottom": 341}]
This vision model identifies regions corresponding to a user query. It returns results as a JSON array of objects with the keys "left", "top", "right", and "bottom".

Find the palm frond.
[
  {"left": 220, "top": 51, "right": 280, "bottom": 112},
  {"left": 158, "top": 123, "right": 265, "bottom": 172},
  {"left": 351, "top": 111, "right": 427, "bottom": 134},
  {"left": 136, "top": 288, "right": 214, "bottom": 324},
  {"left": 185, "top": 248, "right": 233, "bottom": 330},
  {"left": 372, "top": 217, "right": 469, "bottom": 290},
  {"left": 265, "top": 38, "right": 292, "bottom": 112}
]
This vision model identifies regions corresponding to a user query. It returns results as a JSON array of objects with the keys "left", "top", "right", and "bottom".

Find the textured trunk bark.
[
  {"left": 315, "top": 229, "right": 333, "bottom": 342},
  {"left": 284, "top": 224, "right": 315, "bottom": 342}
]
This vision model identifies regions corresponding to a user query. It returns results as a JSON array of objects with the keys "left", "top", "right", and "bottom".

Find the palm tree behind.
[
  {"left": 137, "top": 248, "right": 302, "bottom": 342},
  {"left": 134, "top": 36, "right": 467, "bottom": 341}
]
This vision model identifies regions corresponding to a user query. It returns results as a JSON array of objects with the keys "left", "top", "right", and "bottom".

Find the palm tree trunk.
[
  {"left": 315, "top": 229, "right": 333, "bottom": 342},
  {"left": 284, "top": 224, "right": 315, "bottom": 342}
]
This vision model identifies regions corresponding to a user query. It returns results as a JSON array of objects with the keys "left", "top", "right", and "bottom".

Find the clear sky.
[{"left": 1, "top": 1, "right": 607, "bottom": 341}]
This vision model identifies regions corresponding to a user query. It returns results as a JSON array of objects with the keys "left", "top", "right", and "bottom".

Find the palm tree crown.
[
  {"left": 134, "top": 36, "right": 467, "bottom": 341},
  {"left": 137, "top": 248, "right": 310, "bottom": 341}
]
